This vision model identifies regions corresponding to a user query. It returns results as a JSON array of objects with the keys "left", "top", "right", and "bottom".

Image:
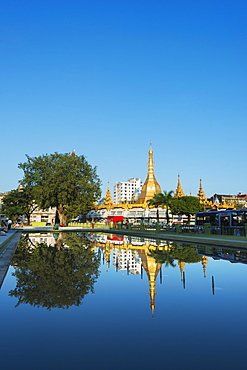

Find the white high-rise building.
[{"left": 113, "top": 178, "right": 142, "bottom": 204}]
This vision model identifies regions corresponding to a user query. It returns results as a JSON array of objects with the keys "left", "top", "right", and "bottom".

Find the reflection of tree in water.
[
  {"left": 9, "top": 233, "right": 100, "bottom": 310},
  {"left": 148, "top": 242, "right": 202, "bottom": 266},
  {"left": 148, "top": 249, "right": 176, "bottom": 267}
]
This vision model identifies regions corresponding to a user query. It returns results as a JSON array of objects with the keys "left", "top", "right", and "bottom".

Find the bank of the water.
[
  {"left": 0, "top": 230, "right": 22, "bottom": 288},
  {"left": 19, "top": 226, "right": 247, "bottom": 248}
]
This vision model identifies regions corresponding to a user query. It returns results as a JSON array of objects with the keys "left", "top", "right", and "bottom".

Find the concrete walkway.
[{"left": 0, "top": 230, "right": 22, "bottom": 288}]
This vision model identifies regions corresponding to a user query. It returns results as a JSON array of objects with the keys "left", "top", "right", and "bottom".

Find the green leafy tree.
[
  {"left": 9, "top": 234, "right": 100, "bottom": 309},
  {"left": 2, "top": 187, "right": 38, "bottom": 225},
  {"left": 170, "top": 196, "right": 203, "bottom": 222},
  {"left": 18, "top": 152, "right": 101, "bottom": 224}
]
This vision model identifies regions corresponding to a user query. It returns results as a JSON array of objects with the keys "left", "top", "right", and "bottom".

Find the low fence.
[
  {"left": 67, "top": 222, "right": 110, "bottom": 229},
  {"left": 115, "top": 222, "right": 247, "bottom": 238},
  {"left": 67, "top": 221, "right": 247, "bottom": 238}
]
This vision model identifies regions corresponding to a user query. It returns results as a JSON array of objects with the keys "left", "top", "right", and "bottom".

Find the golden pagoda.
[
  {"left": 104, "top": 183, "right": 113, "bottom": 209},
  {"left": 197, "top": 179, "right": 207, "bottom": 202},
  {"left": 138, "top": 143, "right": 162, "bottom": 204},
  {"left": 174, "top": 175, "right": 185, "bottom": 198}
]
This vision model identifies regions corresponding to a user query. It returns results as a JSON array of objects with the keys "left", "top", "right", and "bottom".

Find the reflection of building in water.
[
  {"left": 201, "top": 256, "right": 208, "bottom": 278},
  {"left": 86, "top": 233, "right": 172, "bottom": 250},
  {"left": 86, "top": 233, "right": 214, "bottom": 316},
  {"left": 178, "top": 261, "right": 186, "bottom": 281},
  {"left": 138, "top": 249, "right": 162, "bottom": 318},
  {"left": 196, "top": 244, "right": 247, "bottom": 265},
  {"left": 28, "top": 233, "right": 57, "bottom": 247},
  {"left": 26, "top": 233, "right": 71, "bottom": 251},
  {"left": 112, "top": 249, "right": 142, "bottom": 274}
]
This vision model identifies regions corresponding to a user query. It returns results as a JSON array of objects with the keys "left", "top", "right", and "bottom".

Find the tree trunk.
[
  {"left": 166, "top": 208, "right": 170, "bottom": 225},
  {"left": 26, "top": 213, "right": 31, "bottom": 226},
  {"left": 57, "top": 205, "right": 67, "bottom": 225},
  {"left": 55, "top": 233, "right": 65, "bottom": 250},
  {"left": 156, "top": 208, "right": 160, "bottom": 223}
]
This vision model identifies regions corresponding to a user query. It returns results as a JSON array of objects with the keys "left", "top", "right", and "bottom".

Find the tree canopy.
[
  {"left": 2, "top": 187, "right": 38, "bottom": 224},
  {"left": 149, "top": 242, "right": 202, "bottom": 266},
  {"left": 169, "top": 196, "right": 203, "bottom": 221},
  {"left": 18, "top": 152, "right": 101, "bottom": 224}
]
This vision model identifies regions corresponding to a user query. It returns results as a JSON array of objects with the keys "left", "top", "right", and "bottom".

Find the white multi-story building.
[{"left": 114, "top": 178, "right": 142, "bottom": 204}]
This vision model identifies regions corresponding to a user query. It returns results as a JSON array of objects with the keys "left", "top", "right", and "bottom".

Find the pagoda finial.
[
  {"left": 174, "top": 174, "right": 185, "bottom": 198},
  {"left": 197, "top": 179, "right": 207, "bottom": 202}
]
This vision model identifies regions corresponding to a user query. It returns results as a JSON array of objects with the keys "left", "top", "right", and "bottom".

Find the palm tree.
[
  {"left": 161, "top": 190, "right": 174, "bottom": 224},
  {"left": 147, "top": 193, "right": 163, "bottom": 222},
  {"left": 147, "top": 190, "right": 174, "bottom": 224}
]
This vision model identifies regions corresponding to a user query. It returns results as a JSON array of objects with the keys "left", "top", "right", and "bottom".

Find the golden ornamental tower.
[
  {"left": 197, "top": 179, "right": 207, "bottom": 202},
  {"left": 104, "top": 183, "right": 113, "bottom": 209},
  {"left": 138, "top": 144, "right": 162, "bottom": 204},
  {"left": 174, "top": 175, "right": 185, "bottom": 198}
]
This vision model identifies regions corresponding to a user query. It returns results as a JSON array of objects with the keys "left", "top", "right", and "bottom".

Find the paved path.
[{"left": 0, "top": 230, "right": 22, "bottom": 288}]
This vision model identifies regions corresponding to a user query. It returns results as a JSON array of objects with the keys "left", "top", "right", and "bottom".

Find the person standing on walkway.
[{"left": 7, "top": 219, "right": 12, "bottom": 230}]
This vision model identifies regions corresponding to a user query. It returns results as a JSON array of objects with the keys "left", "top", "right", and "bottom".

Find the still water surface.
[{"left": 1, "top": 232, "right": 247, "bottom": 370}]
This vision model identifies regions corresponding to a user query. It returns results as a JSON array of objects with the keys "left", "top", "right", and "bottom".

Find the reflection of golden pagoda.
[
  {"left": 174, "top": 175, "right": 185, "bottom": 198},
  {"left": 201, "top": 256, "right": 208, "bottom": 278},
  {"left": 138, "top": 249, "right": 162, "bottom": 318},
  {"left": 178, "top": 261, "right": 186, "bottom": 280},
  {"left": 138, "top": 143, "right": 162, "bottom": 204},
  {"left": 103, "top": 241, "right": 112, "bottom": 272}
]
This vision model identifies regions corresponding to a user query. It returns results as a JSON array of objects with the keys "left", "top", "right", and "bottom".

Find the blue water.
[{"left": 1, "top": 232, "right": 247, "bottom": 370}]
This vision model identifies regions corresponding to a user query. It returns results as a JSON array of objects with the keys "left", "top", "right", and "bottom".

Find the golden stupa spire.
[
  {"left": 104, "top": 183, "right": 113, "bottom": 209},
  {"left": 174, "top": 175, "right": 185, "bottom": 198},
  {"left": 197, "top": 179, "right": 207, "bottom": 202},
  {"left": 138, "top": 143, "right": 162, "bottom": 204}
]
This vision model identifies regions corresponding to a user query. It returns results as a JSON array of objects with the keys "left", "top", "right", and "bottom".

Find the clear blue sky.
[{"left": 1, "top": 0, "right": 247, "bottom": 198}]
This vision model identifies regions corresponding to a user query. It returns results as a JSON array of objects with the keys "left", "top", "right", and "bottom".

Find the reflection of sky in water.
[{"left": 1, "top": 233, "right": 247, "bottom": 369}]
